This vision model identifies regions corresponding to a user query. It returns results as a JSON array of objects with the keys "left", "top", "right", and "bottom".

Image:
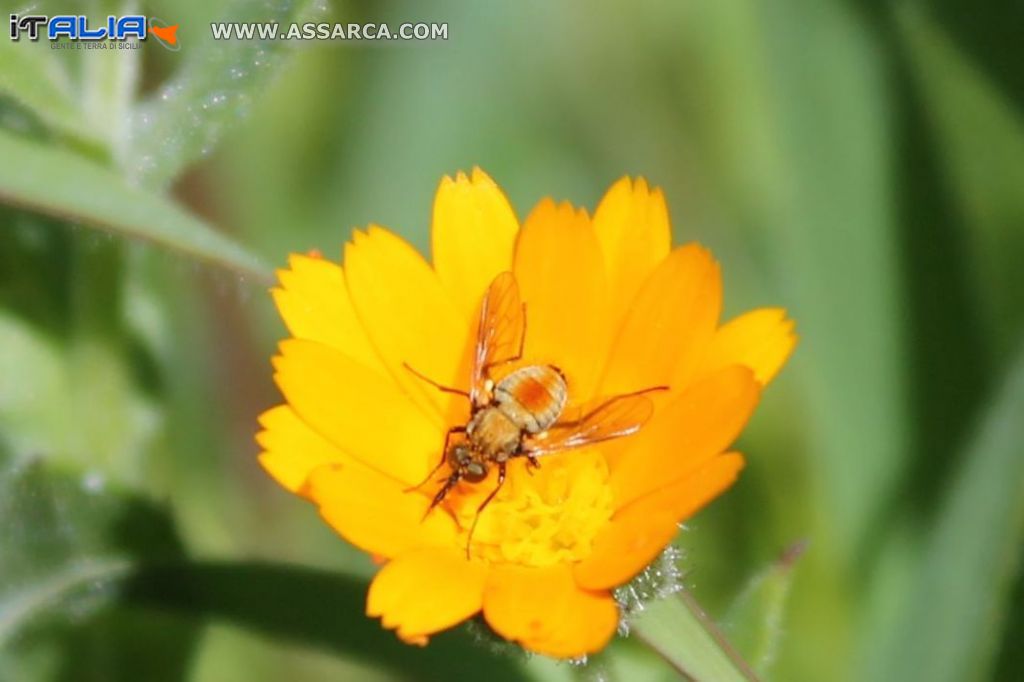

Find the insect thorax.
[{"left": 467, "top": 407, "right": 521, "bottom": 459}]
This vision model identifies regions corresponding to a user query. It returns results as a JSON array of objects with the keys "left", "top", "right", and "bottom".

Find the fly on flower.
[
  {"left": 405, "top": 271, "right": 666, "bottom": 554},
  {"left": 258, "top": 168, "right": 797, "bottom": 658}
]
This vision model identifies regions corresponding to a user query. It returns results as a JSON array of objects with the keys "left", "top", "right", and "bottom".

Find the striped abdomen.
[{"left": 493, "top": 365, "right": 567, "bottom": 434}]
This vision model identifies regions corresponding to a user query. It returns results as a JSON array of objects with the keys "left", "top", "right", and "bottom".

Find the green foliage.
[
  {"left": 0, "top": 456, "right": 197, "bottom": 681},
  {"left": 120, "top": 562, "right": 531, "bottom": 682},
  {"left": 867, "top": 349, "right": 1024, "bottom": 682},
  {"left": 0, "top": 309, "right": 159, "bottom": 483},
  {"left": 129, "top": 0, "right": 317, "bottom": 188},
  {"left": 724, "top": 542, "right": 805, "bottom": 677},
  {"left": 0, "top": 40, "right": 99, "bottom": 147},
  {"left": 629, "top": 592, "right": 758, "bottom": 682},
  {"left": 0, "top": 130, "right": 270, "bottom": 281}
]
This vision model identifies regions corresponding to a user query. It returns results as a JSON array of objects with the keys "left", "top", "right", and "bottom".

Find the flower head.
[{"left": 257, "top": 168, "right": 796, "bottom": 658}]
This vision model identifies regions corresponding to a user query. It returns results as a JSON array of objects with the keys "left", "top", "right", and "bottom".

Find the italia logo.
[{"left": 9, "top": 14, "right": 180, "bottom": 50}]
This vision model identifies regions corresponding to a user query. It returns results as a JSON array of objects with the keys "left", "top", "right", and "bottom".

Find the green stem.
[{"left": 630, "top": 590, "right": 760, "bottom": 682}]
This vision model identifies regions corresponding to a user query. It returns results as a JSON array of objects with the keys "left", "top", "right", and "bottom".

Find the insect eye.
[
  {"left": 464, "top": 462, "right": 487, "bottom": 482},
  {"left": 449, "top": 445, "right": 469, "bottom": 465}
]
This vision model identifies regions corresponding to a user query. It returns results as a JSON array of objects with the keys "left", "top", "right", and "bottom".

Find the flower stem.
[{"left": 631, "top": 589, "right": 760, "bottom": 682}]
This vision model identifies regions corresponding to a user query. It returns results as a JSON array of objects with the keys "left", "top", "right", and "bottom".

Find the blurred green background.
[{"left": 1, "top": 0, "right": 1022, "bottom": 680}]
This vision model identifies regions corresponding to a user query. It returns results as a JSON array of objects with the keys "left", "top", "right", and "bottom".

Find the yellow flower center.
[{"left": 447, "top": 449, "right": 614, "bottom": 567}]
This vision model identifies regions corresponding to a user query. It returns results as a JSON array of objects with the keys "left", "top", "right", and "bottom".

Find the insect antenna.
[
  {"left": 402, "top": 362, "right": 470, "bottom": 399},
  {"left": 404, "top": 425, "right": 465, "bottom": 493}
]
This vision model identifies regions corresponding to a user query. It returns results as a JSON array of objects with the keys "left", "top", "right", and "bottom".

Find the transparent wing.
[
  {"left": 525, "top": 391, "right": 657, "bottom": 456},
  {"left": 471, "top": 272, "right": 525, "bottom": 406}
]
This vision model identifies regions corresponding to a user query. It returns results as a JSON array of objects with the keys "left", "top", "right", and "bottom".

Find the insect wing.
[
  {"left": 527, "top": 392, "right": 656, "bottom": 456},
  {"left": 471, "top": 272, "right": 525, "bottom": 406}
]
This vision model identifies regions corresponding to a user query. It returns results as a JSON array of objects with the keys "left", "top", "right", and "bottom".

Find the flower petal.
[
  {"left": 273, "top": 338, "right": 440, "bottom": 487},
  {"left": 345, "top": 226, "right": 471, "bottom": 425},
  {"left": 699, "top": 308, "right": 797, "bottom": 385},
  {"left": 483, "top": 563, "right": 618, "bottom": 658},
  {"left": 592, "top": 177, "right": 672, "bottom": 327},
  {"left": 574, "top": 453, "right": 745, "bottom": 590},
  {"left": 431, "top": 168, "right": 520, "bottom": 319},
  {"left": 367, "top": 547, "right": 486, "bottom": 644},
  {"left": 597, "top": 244, "right": 721, "bottom": 398},
  {"left": 609, "top": 365, "right": 759, "bottom": 508},
  {"left": 256, "top": 405, "right": 346, "bottom": 495},
  {"left": 306, "top": 463, "right": 459, "bottom": 559},
  {"left": 271, "top": 254, "right": 381, "bottom": 369},
  {"left": 641, "top": 451, "right": 747, "bottom": 514},
  {"left": 513, "top": 199, "right": 610, "bottom": 400}
]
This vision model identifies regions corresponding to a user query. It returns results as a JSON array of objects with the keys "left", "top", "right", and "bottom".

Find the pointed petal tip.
[{"left": 470, "top": 166, "right": 496, "bottom": 184}]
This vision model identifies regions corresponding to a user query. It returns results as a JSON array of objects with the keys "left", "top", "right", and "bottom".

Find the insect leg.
[
  {"left": 405, "top": 425, "right": 465, "bottom": 492},
  {"left": 510, "top": 447, "right": 542, "bottom": 475},
  {"left": 465, "top": 461, "right": 507, "bottom": 559},
  {"left": 442, "top": 426, "right": 466, "bottom": 451},
  {"left": 402, "top": 362, "right": 470, "bottom": 399}
]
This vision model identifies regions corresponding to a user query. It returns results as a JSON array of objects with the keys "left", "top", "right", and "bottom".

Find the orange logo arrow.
[{"left": 149, "top": 24, "right": 178, "bottom": 45}]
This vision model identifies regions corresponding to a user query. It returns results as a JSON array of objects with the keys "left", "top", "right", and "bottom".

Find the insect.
[{"left": 406, "top": 271, "right": 665, "bottom": 554}]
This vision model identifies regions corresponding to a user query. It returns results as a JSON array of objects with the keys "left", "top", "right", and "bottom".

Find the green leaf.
[
  {"left": 0, "top": 309, "right": 158, "bottom": 486},
  {"left": 128, "top": 0, "right": 314, "bottom": 188},
  {"left": 867, "top": 3, "right": 994, "bottom": 512},
  {"left": 0, "top": 311, "right": 70, "bottom": 459},
  {"left": 79, "top": 22, "right": 141, "bottom": 163},
  {"left": 119, "top": 561, "right": 533, "bottom": 682},
  {"left": 918, "top": 0, "right": 1024, "bottom": 116},
  {"left": 874, "top": 347, "right": 1024, "bottom": 682},
  {"left": 895, "top": 5, "right": 1024, "bottom": 360},
  {"left": 724, "top": 542, "right": 806, "bottom": 678},
  {"left": 0, "top": 129, "right": 272, "bottom": 282},
  {"left": 629, "top": 590, "right": 758, "bottom": 682},
  {"left": 0, "top": 456, "right": 198, "bottom": 680},
  {"left": 0, "top": 40, "right": 99, "bottom": 146},
  {"left": 578, "top": 639, "right": 681, "bottom": 682}
]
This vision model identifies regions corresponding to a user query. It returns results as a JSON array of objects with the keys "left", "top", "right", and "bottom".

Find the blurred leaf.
[
  {"left": 895, "top": 6, "right": 1024, "bottom": 359},
  {"left": 50, "top": 607, "right": 199, "bottom": 682},
  {"left": 579, "top": 640, "right": 678, "bottom": 682},
  {"left": 0, "top": 308, "right": 159, "bottom": 485},
  {"left": 129, "top": 0, "right": 316, "bottom": 188},
  {"left": 868, "top": 3, "right": 993, "bottom": 516},
  {"left": 876, "top": 347, "right": 1024, "bottom": 682},
  {"left": 120, "top": 561, "right": 533, "bottom": 682},
  {"left": 0, "top": 40, "right": 99, "bottom": 146},
  {"left": 80, "top": 24, "right": 140, "bottom": 163},
  {"left": 0, "top": 311, "right": 70, "bottom": 458},
  {"left": 0, "top": 212, "right": 74, "bottom": 333},
  {"left": 0, "top": 456, "right": 198, "bottom": 681},
  {"left": 858, "top": 13, "right": 1020, "bottom": 679},
  {"left": 918, "top": 0, "right": 1024, "bottom": 116},
  {"left": 0, "top": 129, "right": 271, "bottom": 281},
  {"left": 991, "top": 548, "right": 1024, "bottom": 680},
  {"left": 629, "top": 590, "right": 757, "bottom": 682},
  {"left": 724, "top": 542, "right": 806, "bottom": 678}
]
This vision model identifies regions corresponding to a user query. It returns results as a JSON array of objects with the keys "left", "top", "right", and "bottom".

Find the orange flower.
[{"left": 256, "top": 168, "right": 796, "bottom": 658}]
